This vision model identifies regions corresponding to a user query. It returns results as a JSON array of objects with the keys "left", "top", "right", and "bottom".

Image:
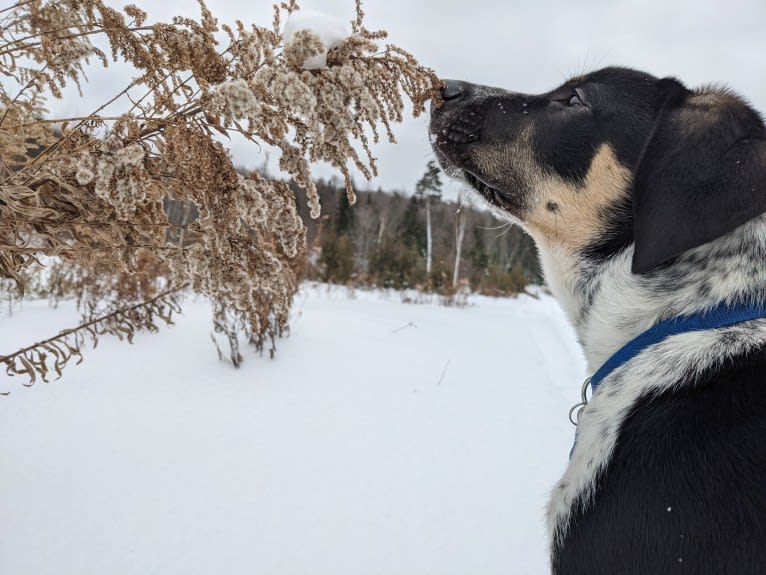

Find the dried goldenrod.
[{"left": 0, "top": 0, "right": 441, "bottom": 388}]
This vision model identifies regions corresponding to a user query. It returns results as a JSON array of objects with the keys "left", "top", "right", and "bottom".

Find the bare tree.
[{"left": 452, "top": 188, "right": 468, "bottom": 287}]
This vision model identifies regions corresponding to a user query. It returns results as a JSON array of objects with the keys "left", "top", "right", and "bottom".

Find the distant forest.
[{"left": 291, "top": 164, "right": 541, "bottom": 296}]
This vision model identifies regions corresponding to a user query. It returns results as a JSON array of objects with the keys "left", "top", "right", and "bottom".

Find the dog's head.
[{"left": 430, "top": 67, "right": 766, "bottom": 273}]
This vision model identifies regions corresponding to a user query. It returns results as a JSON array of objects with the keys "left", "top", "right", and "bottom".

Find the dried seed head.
[{"left": 0, "top": 0, "right": 440, "bottom": 386}]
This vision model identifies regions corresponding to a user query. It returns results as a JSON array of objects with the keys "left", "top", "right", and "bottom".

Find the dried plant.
[
  {"left": 0, "top": 0, "right": 441, "bottom": 389},
  {"left": 1, "top": 287, "right": 183, "bottom": 388}
]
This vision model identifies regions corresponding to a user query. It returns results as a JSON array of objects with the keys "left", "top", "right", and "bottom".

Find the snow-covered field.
[{"left": 0, "top": 284, "right": 585, "bottom": 575}]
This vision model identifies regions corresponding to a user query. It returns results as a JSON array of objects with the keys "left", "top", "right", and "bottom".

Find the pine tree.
[
  {"left": 469, "top": 227, "right": 490, "bottom": 281},
  {"left": 320, "top": 231, "right": 354, "bottom": 284},
  {"left": 335, "top": 190, "right": 356, "bottom": 236},
  {"left": 321, "top": 192, "right": 356, "bottom": 283},
  {"left": 399, "top": 195, "right": 427, "bottom": 255},
  {"left": 415, "top": 160, "right": 443, "bottom": 275}
]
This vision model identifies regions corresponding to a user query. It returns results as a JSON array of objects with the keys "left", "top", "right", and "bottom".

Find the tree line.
[{"left": 292, "top": 162, "right": 541, "bottom": 296}]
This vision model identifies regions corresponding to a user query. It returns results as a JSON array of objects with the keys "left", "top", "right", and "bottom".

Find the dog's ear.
[{"left": 631, "top": 77, "right": 766, "bottom": 273}]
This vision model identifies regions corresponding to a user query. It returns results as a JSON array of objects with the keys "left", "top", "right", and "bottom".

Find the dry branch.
[{"left": 1, "top": 286, "right": 183, "bottom": 385}]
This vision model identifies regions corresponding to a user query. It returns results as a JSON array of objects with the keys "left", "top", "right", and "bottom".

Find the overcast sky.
[{"left": 48, "top": 0, "right": 766, "bottom": 195}]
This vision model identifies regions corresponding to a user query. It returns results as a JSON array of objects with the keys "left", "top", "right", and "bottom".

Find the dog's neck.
[{"left": 535, "top": 216, "right": 766, "bottom": 373}]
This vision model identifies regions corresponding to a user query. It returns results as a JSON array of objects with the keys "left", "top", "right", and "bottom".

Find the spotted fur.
[{"left": 430, "top": 67, "right": 766, "bottom": 573}]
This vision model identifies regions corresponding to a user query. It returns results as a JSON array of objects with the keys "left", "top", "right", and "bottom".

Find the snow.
[
  {"left": 283, "top": 10, "right": 348, "bottom": 70},
  {"left": 0, "top": 284, "right": 586, "bottom": 574}
]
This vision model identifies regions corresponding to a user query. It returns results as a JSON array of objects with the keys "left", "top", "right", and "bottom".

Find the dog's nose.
[{"left": 441, "top": 79, "right": 467, "bottom": 101}]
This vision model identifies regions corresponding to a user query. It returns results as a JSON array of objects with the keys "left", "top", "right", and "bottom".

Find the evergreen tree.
[
  {"left": 320, "top": 231, "right": 354, "bottom": 284},
  {"left": 368, "top": 237, "right": 422, "bottom": 289},
  {"left": 469, "top": 227, "right": 490, "bottom": 282},
  {"left": 415, "top": 160, "right": 442, "bottom": 197},
  {"left": 399, "top": 195, "right": 426, "bottom": 254},
  {"left": 334, "top": 191, "right": 356, "bottom": 236},
  {"left": 415, "top": 160, "right": 443, "bottom": 275}
]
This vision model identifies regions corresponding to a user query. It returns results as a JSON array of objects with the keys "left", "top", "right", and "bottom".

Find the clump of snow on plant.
[{"left": 283, "top": 9, "right": 348, "bottom": 70}]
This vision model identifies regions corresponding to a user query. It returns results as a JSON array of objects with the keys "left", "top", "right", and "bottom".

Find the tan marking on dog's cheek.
[
  {"left": 468, "top": 126, "right": 542, "bottom": 214},
  {"left": 525, "top": 144, "right": 631, "bottom": 250},
  {"left": 472, "top": 126, "right": 538, "bottom": 177},
  {"left": 471, "top": 143, "right": 518, "bottom": 179}
]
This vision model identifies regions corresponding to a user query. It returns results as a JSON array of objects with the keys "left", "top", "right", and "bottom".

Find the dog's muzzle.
[{"left": 429, "top": 81, "right": 518, "bottom": 212}]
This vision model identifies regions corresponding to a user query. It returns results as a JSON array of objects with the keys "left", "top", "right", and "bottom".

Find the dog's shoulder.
[{"left": 553, "top": 343, "right": 766, "bottom": 575}]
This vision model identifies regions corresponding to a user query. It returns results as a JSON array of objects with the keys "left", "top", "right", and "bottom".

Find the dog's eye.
[{"left": 551, "top": 88, "right": 587, "bottom": 108}]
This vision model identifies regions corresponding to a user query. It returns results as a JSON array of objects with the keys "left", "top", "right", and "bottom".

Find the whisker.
[
  {"left": 494, "top": 224, "right": 515, "bottom": 238},
  {"left": 476, "top": 221, "right": 513, "bottom": 231}
]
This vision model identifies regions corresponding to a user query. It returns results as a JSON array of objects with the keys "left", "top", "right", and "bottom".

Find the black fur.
[
  {"left": 631, "top": 87, "right": 766, "bottom": 272},
  {"left": 431, "top": 68, "right": 667, "bottom": 221},
  {"left": 531, "top": 67, "right": 659, "bottom": 183},
  {"left": 554, "top": 346, "right": 766, "bottom": 574},
  {"left": 430, "top": 66, "right": 766, "bottom": 575},
  {"left": 431, "top": 68, "right": 766, "bottom": 270}
]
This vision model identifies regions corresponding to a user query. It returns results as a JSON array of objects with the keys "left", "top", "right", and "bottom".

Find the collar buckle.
[{"left": 568, "top": 377, "right": 592, "bottom": 426}]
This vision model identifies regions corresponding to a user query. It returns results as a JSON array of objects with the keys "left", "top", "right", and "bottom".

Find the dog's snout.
[{"left": 441, "top": 79, "right": 468, "bottom": 101}]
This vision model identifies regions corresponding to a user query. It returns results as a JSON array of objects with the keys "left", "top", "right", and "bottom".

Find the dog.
[{"left": 429, "top": 67, "right": 766, "bottom": 574}]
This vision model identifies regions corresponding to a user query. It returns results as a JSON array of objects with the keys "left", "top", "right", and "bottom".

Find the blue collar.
[
  {"left": 569, "top": 300, "right": 766, "bottom": 454},
  {"left": 589, "top": 301, "right": 766, "bottom": 394}
]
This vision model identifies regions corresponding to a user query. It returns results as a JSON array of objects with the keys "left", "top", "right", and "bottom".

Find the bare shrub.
[{"left": 0, "top": 0, "right": 440, "bottom": 388}]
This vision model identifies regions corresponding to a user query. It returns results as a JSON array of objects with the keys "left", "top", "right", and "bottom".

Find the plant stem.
[{"left": 0, "top": 285, "right": 186, "bottom": 364}]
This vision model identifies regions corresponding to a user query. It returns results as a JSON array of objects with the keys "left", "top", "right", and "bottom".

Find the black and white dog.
[{"left": 430, "top": 67, "right": 766, "bottom": 574}]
